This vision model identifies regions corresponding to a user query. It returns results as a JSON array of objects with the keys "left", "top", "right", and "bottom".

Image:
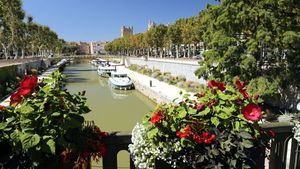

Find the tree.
[{"left": 195, "top": 0, "right": 300, "bottom": 110}]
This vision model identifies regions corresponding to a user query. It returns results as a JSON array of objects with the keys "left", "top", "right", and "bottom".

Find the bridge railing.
[{"left": 97, "top": 122, "right": 300, "bottom": 169}]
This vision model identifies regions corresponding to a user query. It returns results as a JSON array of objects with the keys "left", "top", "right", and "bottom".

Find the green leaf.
[
  {"left": 46, "top": 139, "right": 56, "bottom": 154},
  {"left": 147, "top": 128, "right": 159, "bottom": 139},
  {"left": 211, "top": 117, "right": 220, "bottom": 127},
  {"left": 178, "top": 109, "right": 187, "bottom": 118},
  {"left": 188, "top": 108, "right": 197, "bottom": 115},
  {"left": 51, "top": 112, "right": 61, "bottom": 117},
  {"left": 217, "top": 113, "right": 230, "bottom": 119},
  {"left": 239, "top": 132, "right": 253, "bottom": 139},
  {"left": 198, "top": 107, "right": 210, "bottom": 116},
  {"left": 241, "top": 139, "right": 254, "bottom": 148},
  {"left": 18, "top": 104, "right": 35, "bottom": 114},
  {"left": 21, "top": 133, "right": 41, "bottom": 150},
  {"left": 0, "top": 122, "right": 7, "bottom": 130}
]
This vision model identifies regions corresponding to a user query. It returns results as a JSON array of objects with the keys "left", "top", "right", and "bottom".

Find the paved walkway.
[
  {"left": 117, "top": 66, "right": 194, "bottom": 104},
  {"left": 0, "top": 58, "right": 43, "bottom": 68}
]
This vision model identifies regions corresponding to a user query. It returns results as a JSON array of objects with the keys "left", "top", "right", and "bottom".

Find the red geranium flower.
[
  {"left": 196, "top": 103, "right": 205, "bottom": 111},
  {"left": 150, "top": 111, "right": 162, "bottom": 124},
  {"left": 202, "top": 132, "right": 216, "bottom": 144},
  {"left": 208, "top": 80, "right": 226, "bottom": 91},
  {"left": 18, "top": 88, "right": 32, "bottom": 97},
  {"left": 242, "top": 104, "right": 262, "bottom": 122},
  {"left": 239, "top": 89, "right": 250, "bottom": 100},
  {"left": 207, "top": 99, "right": 216, "bottom": 108},
  {"left": 193, "top": 134, "right": 203, "bottom": 144},
  {"left": 254, "top": 94, "right": 259, "bottom": 100},
  {"left": 20, "top": 75, "right": 38, "bottom": 89},
  {"left": 176, "top": 125, "right": 192, "bottom": 138},
  {"left": 235, "top": 79, "right": 245, "bottom": 90},
  {"left": 10, "top": 92, "right": 22, "bottom": 106}
]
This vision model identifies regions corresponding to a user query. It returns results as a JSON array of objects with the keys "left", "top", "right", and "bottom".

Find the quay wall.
[
  {"left": 127, "top": 57, "right": 205, "bottom": 83},
  {"left": 0, "top": 59, "right": 53, "bottom": 100}
]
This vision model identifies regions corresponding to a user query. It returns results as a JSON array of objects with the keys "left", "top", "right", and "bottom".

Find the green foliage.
[
  {"left": 128, "top": 64, "right": 205, "bottom": 93},
  {"left": 195, "top": 0, "right": 300, "bottom": 101}
]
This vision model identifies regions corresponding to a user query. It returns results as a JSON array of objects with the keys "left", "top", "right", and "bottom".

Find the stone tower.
[
  {"left": 121, "top": 26, "right": 133, "bottom": 37},
  {"left": 147, "top": 20, "right": 157, "bottom": 31}
]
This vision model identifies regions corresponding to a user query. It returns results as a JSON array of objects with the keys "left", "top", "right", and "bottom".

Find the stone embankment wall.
[
  {"left": 127, "top": 57, "right": 205, "bottom": 84},
  {"left": 0, "top": 59, "right": 53, "bottom": 100}
]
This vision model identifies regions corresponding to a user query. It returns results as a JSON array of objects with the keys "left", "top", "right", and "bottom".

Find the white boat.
[
  {"left": 109, "top": 72, "right": 134, "bottom": 90},
  {"left": 97, "top": 65, "right": 116, "bottom": 77},
  {"left": 90, "top": 59, "right": 98, "bottom": 66}
]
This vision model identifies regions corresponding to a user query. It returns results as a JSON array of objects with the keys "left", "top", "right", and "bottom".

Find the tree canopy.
[{"left": 0, "top": 0, "right": 66, "bottom": 59}]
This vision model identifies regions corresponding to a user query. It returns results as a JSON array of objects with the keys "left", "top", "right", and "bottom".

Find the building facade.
[
  {"left": 121, "top": 26, "right": 133, "bottom": 37},
  {"left": 148, "top": 20, "right": 157, "bottom": 31},
  {"left": 90, "top": 41, "right": 109, "bottom": 55}
]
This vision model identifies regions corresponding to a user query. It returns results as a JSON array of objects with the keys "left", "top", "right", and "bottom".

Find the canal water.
[
  {"left": 64, "top": 61, "right": 156, "bottom": 168},
  {"left": 64, "top": 61, "right": 155, "bottom": 132}
]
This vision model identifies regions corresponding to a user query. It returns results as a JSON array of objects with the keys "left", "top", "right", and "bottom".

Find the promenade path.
[
  {"left": 0, "top": 58, "right": 43, "bottom": 68},
  {"left": 117, "top": 66, "right": 195, "bottom": 104}
]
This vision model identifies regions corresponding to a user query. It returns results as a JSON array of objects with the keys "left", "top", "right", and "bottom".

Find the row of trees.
[
  {"left": 106, "top": 0, "right": 300, "bottom": 110},
  {"left": 105, "top": 16, "right": 205, "bottom": 58},
  {"left": 0, "top": 0, "right": 65, "bottom": 59}
]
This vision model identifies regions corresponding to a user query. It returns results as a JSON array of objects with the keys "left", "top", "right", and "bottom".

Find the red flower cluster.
[
  {"left": 235, "top": 79, "right": 250, "bottom": 100},
  {"left": 193, "top": 132, "right": 216, "bottom": 144},
  {"left": 208, "top": 80, "right": 226, "bottom": 91},
  {"left": 176, "top": 125, "right": 192, "bottom": 138},
  {"left": 10, "top": 75, "right": 38, "bottom": 106},
  {"left": 242, "top": 104, "right": 262, "bottom": 122},
  {"left": 150, "top": 111, "right": 163, "bottom": 124},
  {"left": 177, "top": 126, "right": 216, "bottom": 144}
]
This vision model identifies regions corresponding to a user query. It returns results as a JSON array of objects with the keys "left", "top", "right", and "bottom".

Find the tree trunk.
[
  {"left": 176, "top": 45, "right": 179, "bottom": 59},
  {"left": 187, "top": 44, "right": 191, "bottom": 58},
  {"left": 21, "top": 49, "right": 25, "bottom": 59}
]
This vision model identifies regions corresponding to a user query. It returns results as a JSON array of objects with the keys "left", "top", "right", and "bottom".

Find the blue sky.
[{"left": 23, "top": 0, "right": 218, "bottom": 42}]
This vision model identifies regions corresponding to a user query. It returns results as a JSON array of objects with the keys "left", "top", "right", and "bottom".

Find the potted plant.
[
  {"left": 129, "top": 79, "right": 274, "bottom": 169},
  {"left": 0, "top": 71, "right": 107, "bottom": 169}
]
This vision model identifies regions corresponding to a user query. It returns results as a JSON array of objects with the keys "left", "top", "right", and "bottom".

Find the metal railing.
[{"left": 98, "top": 122, "right": 299, "bottom": 169}]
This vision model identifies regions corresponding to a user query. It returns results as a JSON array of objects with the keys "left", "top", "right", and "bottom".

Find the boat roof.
[
  {"left": 98, "top": 66, "right": 116, "bottom": 70},
  {"left": 111, "top": 71, "right": 127, "bottom": 76}
]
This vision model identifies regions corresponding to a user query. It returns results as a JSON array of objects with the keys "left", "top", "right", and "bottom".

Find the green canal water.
[
  {"left": 64, "top": 61, "right": 156, "bottom": 168},
  {"left": 64, "top": 62, "right": 155, "bottom": 132}
]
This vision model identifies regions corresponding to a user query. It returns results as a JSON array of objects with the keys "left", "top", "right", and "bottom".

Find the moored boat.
[
  {"left": 109, "top": 72, "right": 134, "bottom": 90},
  {"left": 97, "top": 65, "right": 116, "bottom": 77}
]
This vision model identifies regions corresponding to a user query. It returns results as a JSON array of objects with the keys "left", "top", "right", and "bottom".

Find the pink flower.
[{"left": 242, "top": 104, "right": 262, "bottom": 122}]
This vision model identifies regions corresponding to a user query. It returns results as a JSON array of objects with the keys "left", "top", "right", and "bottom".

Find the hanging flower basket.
[{"left": 129, "top": 79, "right": 274, "bottom": 169}]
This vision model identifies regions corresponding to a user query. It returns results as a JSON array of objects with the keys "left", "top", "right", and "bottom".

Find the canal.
[
  {"left": 64, "top": 61, "right": 156, "bottom": 168},
  {"left": 64, "top": 61, "right": 155, "bottom": 132}
]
